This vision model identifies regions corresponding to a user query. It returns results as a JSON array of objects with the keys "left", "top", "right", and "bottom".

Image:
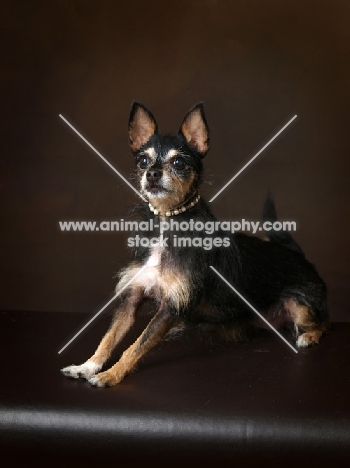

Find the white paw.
[
  {"left": 296, "top": 331, "right": 321, "bottom": 348},
  {"left": 296, "top": 335, "right": 309, "bottom": 348},
  {"left": 88, "top": 375, "right": 104, "bottom": 387},
  {"left": 61, "top": 361, "right": 101, "bottom": 380},
  {"left": 88, "top": 369, "right": 122, "bottom": 387}
]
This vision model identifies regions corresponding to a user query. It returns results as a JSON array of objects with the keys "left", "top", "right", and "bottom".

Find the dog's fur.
[{"left": 61, "top": 102, "right": 329, "bottom": 387}]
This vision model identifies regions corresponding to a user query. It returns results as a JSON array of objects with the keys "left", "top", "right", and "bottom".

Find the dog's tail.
[{"left": 262, "top": 192, "right": 304, "bottom": 256}]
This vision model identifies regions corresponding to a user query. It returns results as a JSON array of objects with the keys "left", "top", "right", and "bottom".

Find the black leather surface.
[{"left": 1, "top": 310, "right": 350, "bottom": 466}]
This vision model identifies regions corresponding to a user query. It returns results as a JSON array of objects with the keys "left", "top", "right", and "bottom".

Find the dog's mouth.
[{"left": 145, "top": 182, "right": 167, "bottom": 196}]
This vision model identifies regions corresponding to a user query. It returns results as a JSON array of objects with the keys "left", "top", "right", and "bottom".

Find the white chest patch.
[
  {"left": 134, "top": 245, "right": 163, "bottom": 294},
  {"left": 146, "top": 245, "right": 162, "bottom": 267},
  {"left": 116, "top": 243, "right": 190, "bottom": 310}
]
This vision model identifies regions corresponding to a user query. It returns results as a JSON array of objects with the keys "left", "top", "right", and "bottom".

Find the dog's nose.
[{"left": 146, "top": 169, "right": 162, "bottom": 181}]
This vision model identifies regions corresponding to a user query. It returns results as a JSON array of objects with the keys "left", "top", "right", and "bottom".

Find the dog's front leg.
[
  {"left": 88, "top": 303, "right": 176, "bottom": 387},
  {"left": 61, "top": 287, "right": 144, "bottom": 380}
]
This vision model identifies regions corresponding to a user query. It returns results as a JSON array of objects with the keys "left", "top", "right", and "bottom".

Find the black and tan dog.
[{"left": 61, "top": 102, "right": 329, "bottom": 387}]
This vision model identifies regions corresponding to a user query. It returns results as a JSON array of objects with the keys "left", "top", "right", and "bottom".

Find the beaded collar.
[{"left": 148, "top": 192, "right": 200, "bottom": 217}]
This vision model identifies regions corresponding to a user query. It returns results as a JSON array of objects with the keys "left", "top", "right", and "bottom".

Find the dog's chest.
[
  {"left": 134, "top": 245, "right": 164, "bottom": 294},
  {"left": 130, "top": 244, "right": 190, "bottom": 309},
  {"left": 146, "top": 245, "right": 162, "bottom": 268}
]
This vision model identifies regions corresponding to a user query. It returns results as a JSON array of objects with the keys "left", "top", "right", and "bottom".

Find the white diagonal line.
[
  {"left": 59, "top": 114, "right": 147, "bottom": 202},
  {"left": 209, "top": 115, "right": 297, "bottom": 202},
  {"left": 209, "top": 266, "right": 298, "bottom": 354},
  {"left": 58, "top": 265, "right": 148, "bottom": 354}
]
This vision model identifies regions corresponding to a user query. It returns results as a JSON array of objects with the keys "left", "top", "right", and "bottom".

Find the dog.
[{"left": 61, "top": 102, "right": 329, "bottom": 387}]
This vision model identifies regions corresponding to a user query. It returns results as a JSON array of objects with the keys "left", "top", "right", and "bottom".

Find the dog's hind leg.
[
  {"left": 89, "top": 302, "right": 176, "bottom": 387},
  {"left": 284, "top": 299, "right": 329, "bottom": 348},
  {"left": 61, "top": 287, "right": 144, "bottom": 380}
]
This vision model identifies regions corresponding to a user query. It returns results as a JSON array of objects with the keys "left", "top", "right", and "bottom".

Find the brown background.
[{"left": 1, "top": 0, "right": 349, "bottom": 320}]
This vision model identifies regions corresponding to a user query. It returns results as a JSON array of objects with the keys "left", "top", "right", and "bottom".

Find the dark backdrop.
[{"left": 1, "top": 0, "right": 349, "bottom": 320}]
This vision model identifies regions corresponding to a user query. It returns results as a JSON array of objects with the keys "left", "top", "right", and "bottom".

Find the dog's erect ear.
[
  {"left": 179, "top": 102, "right": 209, "bottom": 157},
  {"left": 128, "top": 102, "right": 158, "bottom": 152}
]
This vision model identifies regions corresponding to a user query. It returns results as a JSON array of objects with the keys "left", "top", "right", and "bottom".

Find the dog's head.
[{"left": 128, "top": 102, "right": 209, "bottom": 213}]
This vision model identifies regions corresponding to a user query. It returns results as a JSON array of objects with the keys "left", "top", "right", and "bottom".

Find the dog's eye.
[
  {"left": 172, "top": 157, "right": 185, "bottom": 170},
  {"left": 139, "top": 156, "right": 149, "bottom": 168}
]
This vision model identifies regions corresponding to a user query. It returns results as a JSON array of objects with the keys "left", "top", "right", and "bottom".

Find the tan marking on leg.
[
  {"left": 159, "top": 269, "right": 191, "bottom": 311},
  {"left": 286, "top": 299, "right": 314, "bottom": 330},
  {"left": 297, "top": 330, "right": 323, "bottom": 347},
  {"left": 61, "top": 286, "right": 144, "bottom": 381},
  {"left": 89, "top": 305, "right": 175, "bottom": 387},
  {"left": 87, "top": 288, "right": 144, "bottom": 368},
  {"left": 284, "top": 299, "right": 328, "bottom": 348}
]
